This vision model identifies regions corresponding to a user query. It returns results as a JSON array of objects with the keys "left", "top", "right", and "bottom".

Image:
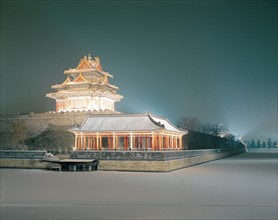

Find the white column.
[
  {"left": 130, "top": 132, "right": 133, "bottom": 150},
  {"left": 171, "top": 135, "right": 174, "bottom": 149}
]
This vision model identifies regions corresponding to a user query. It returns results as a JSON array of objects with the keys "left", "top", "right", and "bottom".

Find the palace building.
[
  {"left": 71, "top": 113, "right": 186, "bottom": 151},
  {"left": 43, "top": 53, "right": 245, "bottom": 171},
  {"left": 47, "top": 53, "right": 186, "bottom": 152},
  {"left": 46, "top": 54, "right": 123, "bottom": 113}
]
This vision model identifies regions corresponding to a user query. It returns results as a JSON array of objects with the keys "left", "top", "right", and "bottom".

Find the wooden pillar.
[
  {"left": 79, "top": 137, "right": 81, "bottom": 149},
  {"left": 140, "top": 136, "right": 143, "bottom": 149},
  {"left": 96, "top": 133, "right": 99, "bottom": 150},
  {"left": 83, "top": 134, "right": 87, "bottom": 150},
  {"left": 115, "top": 136, "right": 118, "bottom": 150},
  {"left": 126, "top": 136, "right": 129, "bottom": 150},
  {"left": 88, "top": 136, "right": 91, "bottom": 149},
  {"left": 151, "top": 132, "right": 154, "bottom": 150},
  {"left": 74, "top": 135, "right": 77, "bottom": 149},
  {"left": 110, "top": 137, "right": 113, "bottom": 150},
  {"left": 81, "top": 133, "right": 84, "bottom": 149},
  {"left": 155, "top": 135, "right": 158, "bottom": 150},
  {"left": 159, "top": 135, "right": 162, "bottom": 150},
  {"left": 91, "top": 136, "right": 94, "bottom": 149},
  {"left": 107, "top": 137, "right": 110, "bottom": 150},
  {"left": 93, "top": 136, "right": 96, "bottom": 150},
  {"left": 124, "top": 136, "right": 126, "bottom": 150},
  {"left": 113, "top": 132, "right": 116, "bottom": 150},
  {"left": 99, "top": 134, "right": 102, "bottom": 150},
  {"left": 171, "top": 135, "right": 174, "bottom": 150}
]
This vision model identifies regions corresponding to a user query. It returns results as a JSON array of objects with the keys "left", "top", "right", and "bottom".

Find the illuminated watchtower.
[{"left": 46, "top": 54, "right": 123, "bottom": 112}]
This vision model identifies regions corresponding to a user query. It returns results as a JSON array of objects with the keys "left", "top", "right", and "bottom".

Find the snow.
[{"left": 1, "top": 152, "right": 277, "bottom": 219}]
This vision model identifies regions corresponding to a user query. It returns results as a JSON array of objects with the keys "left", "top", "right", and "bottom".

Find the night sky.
[{"left": 1, "top": 0, "right": 277, "bottom": 141}]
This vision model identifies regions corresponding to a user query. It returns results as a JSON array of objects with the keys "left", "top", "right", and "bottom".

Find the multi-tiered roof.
[{"left": 46, "top": 54, "right": 123, "bottom": 112}]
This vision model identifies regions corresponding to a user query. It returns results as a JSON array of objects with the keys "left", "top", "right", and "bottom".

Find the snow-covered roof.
[
  {"left": 150, "top": 114, "right": 182, "bottom": 133},
  {"left": 71, "top": 113, "right": 186, "bottom": 134}
]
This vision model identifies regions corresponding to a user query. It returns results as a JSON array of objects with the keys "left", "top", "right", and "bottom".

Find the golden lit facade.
[
  {"left": 46, "top": 54, "right": 123, "bottom": 112},
  {"left": 71, "top": 113, "right": 187, "bottom": 151}
]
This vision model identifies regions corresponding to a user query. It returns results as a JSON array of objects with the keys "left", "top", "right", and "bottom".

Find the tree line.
[
  {"left": 176, "top": 116, "right": 235, "bottom": 139},
  {"left": 245, "top": 138, "right": 277, "bottom": 149},
  {"left": 176, "top": 116, "right": 277, "bottom": 149}
]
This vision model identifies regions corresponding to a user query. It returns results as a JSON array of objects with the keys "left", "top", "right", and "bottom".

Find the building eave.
[
  {"left": 64, "top": 68, "right": 113, "bottom": 78},
  {"left": 70, "top": 113, "right": 185, "bottom": 134}
]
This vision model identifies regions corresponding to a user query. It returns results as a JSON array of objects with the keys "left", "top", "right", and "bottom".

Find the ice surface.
[{"left": 1, "top": 153, "right": 277, "bottom": 219}]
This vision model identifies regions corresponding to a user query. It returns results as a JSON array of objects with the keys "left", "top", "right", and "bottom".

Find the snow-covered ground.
[{"left": 1, "top": 152, "right": 277, "bottom": 220}]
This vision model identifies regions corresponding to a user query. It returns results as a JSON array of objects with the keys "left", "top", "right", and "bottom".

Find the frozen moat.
[{"left": 1, "top": 152, "right": 277, "bottom": 219}]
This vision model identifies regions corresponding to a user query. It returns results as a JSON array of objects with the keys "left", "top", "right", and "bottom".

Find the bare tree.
[
  {"left": 199, "top": 123, "right": 212, "bottom": 134},
  {"left": 176, "top": 117, "right": 200, "bottom": 131}
]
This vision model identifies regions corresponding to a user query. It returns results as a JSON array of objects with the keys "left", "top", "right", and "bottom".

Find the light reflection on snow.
[{"left": 1, "top": 152, "right": 277, "bottom": 220}]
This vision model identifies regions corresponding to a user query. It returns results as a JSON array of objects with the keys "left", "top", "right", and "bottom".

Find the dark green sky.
[{"left": 1, "top": 0, "right": 277, "bottom": 141}]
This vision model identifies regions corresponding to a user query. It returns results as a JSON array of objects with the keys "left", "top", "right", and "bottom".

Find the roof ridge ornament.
[
  {"left": 95, "top": 56, "right": 103, "bottom": 71},
  {"left": 147, "top": 112, "right": 164, "bottom": 128},
  {"left": 88, "top": 53, "right": 92, "bottom": 60}
]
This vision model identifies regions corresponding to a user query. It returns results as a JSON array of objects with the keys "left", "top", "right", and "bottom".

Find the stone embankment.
[
  {"left": 0, "top": 148, "right": 245, "bottom": 172},
  {"left": 0, "top": 150, "right": 57, "bottom": 169},
  {"left": 71, "top": 148, "right": 245, "bottom": 172}
]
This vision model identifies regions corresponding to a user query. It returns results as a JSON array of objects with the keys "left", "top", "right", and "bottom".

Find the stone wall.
[
  {"left": 71, "top": 149, "right": 235, "bottom": 161},
  {"left": 71, "top": 148, "right": 245, "bottom": 172},
  {"left": 0, "top": 150, "right": 47, "bottom": 159},
  {"left": 183, "top": 130, "right": 245, "bottom": 150},
  {"left": 0, "top": 112, "right": 89, "bottom": 152}
]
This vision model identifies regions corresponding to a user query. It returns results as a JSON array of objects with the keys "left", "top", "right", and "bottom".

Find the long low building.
[{"left": 70, "top": 113, "right": 187, "bottom": 151}]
